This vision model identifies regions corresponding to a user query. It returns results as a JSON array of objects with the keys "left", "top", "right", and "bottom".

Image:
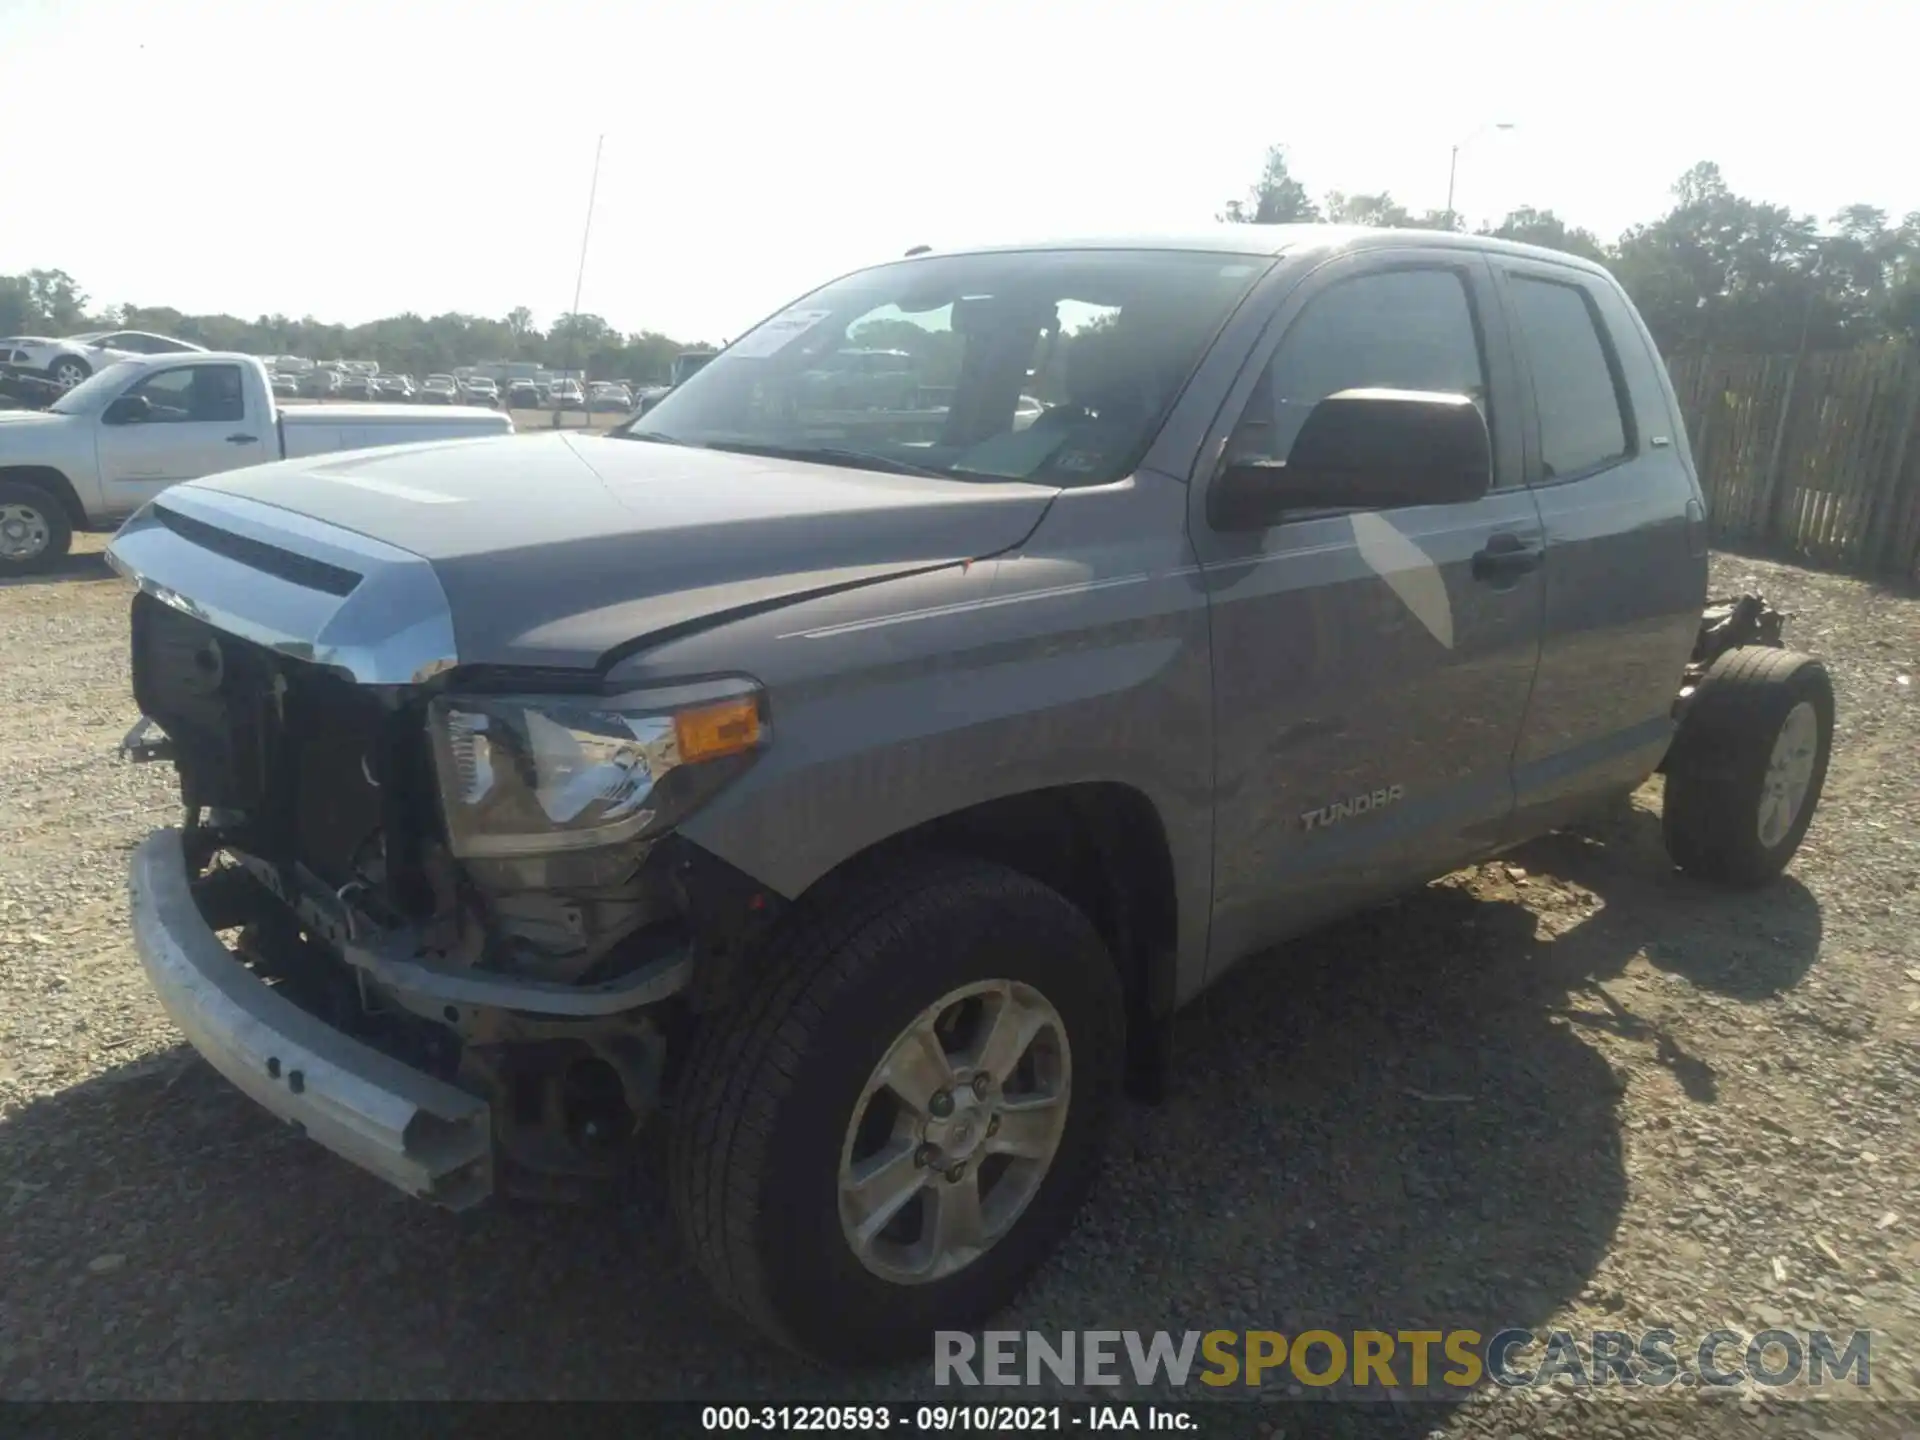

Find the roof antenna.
[{"left": 904, "top": 244, "right": 932, "bottom": 256}]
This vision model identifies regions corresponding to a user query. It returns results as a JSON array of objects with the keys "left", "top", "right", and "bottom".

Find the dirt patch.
[{"left": 2, "top": 538, "right": 1916, "bottom": 1433}]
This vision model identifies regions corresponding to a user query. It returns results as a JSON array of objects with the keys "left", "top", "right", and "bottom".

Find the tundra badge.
[{"left": 1301, "top": 784, "right": 1406, "bottom": 832}]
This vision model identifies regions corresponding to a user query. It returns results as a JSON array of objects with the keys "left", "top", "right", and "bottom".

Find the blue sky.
[{"left": 2, "top": 0, "right": 1910, "bottom": 345}]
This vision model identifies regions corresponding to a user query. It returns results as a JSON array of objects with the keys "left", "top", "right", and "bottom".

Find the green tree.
[
  {"left": 0, "top": 276, "right": 34, "bottom": 335},
  {"left": 1320, "top": 191, "right": 1412, "bottom": 228},
  {"left": 26, "top": 269, "right": 89, "bottom": 331},
  {"left": 1219, "top": 145, "right": 1321, "bottom": 225},
  {"left": 0, "top": 269, "right": 89, "bottom": 333},
  {"left": 1482, "top": 206, "right": 1607, "bottom": 262},
  {"left": 1610, "top": 162, "right": 1829, "bottom": 351}
]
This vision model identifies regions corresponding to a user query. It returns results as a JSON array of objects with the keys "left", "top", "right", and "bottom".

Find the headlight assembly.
[{"left": 425, "top": 684, "right": 766, "bottom": 859}]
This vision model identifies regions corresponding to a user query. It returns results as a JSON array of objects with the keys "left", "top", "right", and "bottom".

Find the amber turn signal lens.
[{"left": 673, "top": 697, "right": 762, "bottom": 763}]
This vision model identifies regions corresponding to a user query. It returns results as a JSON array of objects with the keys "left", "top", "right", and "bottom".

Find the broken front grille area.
[{"left": 130, "top": 591, "right": 433, "bottom": 904}]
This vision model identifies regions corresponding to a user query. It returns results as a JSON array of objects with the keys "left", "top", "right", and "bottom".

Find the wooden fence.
[{"left": 1666, "top": 345, "right": 1920, "bottom": 584}]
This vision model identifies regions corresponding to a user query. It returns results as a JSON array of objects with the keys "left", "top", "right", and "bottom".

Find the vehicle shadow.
[
  {"left": 1509, "top": 792, "right": 1824, "bottom": 1004},
  {"left": 0, "top": 798, "right": 1821, "bottom": 1416},
  {"left": 0, "top": 548, "right": 115, "bottom": 590}
]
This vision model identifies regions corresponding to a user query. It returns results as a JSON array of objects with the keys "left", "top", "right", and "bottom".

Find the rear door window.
[{"left": 1505, "top": 276, "right": 1632, "bottom": 480}]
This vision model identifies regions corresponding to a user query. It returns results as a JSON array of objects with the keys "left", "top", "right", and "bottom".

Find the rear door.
[
  {"left": 93, "top": 362, "right": 269, "bottom": 515},
  {"left": 1190, "top": 247, "right": 1548, "bottom": 972},
  {"left": 1487, "top": 260, "right": 1707, "bottom": 836}
]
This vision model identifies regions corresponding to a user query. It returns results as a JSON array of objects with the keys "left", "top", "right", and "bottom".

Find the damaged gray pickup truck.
[{"left": 108, "top": 227, "right": 1834, "bottom": 1364}]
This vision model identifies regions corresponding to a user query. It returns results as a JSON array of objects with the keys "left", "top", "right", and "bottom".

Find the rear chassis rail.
[
  {"left": 1679, "top": 594, "right": 1788, "bottom": 711},
  {"left": 0, "top": 363, "right": 62, "bottom": 411},
  {"left": 1659, "top": 593, "right": 1790, "bottom": 771}
]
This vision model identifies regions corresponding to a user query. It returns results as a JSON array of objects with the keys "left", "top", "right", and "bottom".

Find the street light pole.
[
  {"left": 568, "top": 132, "right": 605, "bottom": 412},
  {"left": 571, "top": 132, "right": 604, "bottom": 324},
  {"left": 1445, "top": 121, "right": 1514, "bottom": 228}
]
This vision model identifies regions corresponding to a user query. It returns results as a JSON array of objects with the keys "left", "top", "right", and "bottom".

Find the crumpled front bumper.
[{"left": 128, "top": 828, "right": 493, "bottom": 1209}]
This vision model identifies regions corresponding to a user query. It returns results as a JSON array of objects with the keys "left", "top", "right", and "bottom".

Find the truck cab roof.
[{"left": 910, "top": 224, "right": 1613, "bottom": 277}]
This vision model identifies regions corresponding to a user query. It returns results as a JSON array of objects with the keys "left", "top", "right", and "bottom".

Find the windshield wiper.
[
  {"left": 615, "top": 428, "right": 688, "bottom": 445},
  {"left": 694, "top": 439, "right": 952, "bottom": 478}
]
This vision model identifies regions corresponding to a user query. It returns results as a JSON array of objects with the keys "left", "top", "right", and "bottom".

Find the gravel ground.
[{"left": 2, "top": 537, "right": 1916, "bottom": 1436}]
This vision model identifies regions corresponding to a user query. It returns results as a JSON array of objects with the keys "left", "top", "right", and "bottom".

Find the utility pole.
[
  {"left": 568, "top": 132, "right": 605, "bottom": 416},
  {"left": 1445, "top": 121, "right": 1515, "bottom": 227}
]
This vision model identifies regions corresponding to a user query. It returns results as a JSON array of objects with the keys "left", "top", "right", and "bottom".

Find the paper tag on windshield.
[{"left": 725, "top": 308, "right": 834, "bottom": 359}]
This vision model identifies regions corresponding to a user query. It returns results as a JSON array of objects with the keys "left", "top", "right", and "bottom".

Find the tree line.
[
  {"left": 7, "top": 154, "right": 1916, "bottom": 370},
  {"left": 1224, "top": 150, "right": 1918, "bottom": 354},
  {"left": 0, "top": 272, "right": 715, "bottom": 384}
]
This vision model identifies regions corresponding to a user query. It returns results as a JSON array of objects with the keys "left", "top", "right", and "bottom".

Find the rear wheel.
[
  {"left": 0, "top": 480, "right": 74, "bottom": 574},
  {"left": 1663, "top": 646, "right": 1834, "bottom": 888},
  {"left": 50, "top": 356, "right": 91, "bottom": 390},
  {"left": 668, "top": 856, "right": 1124, "bottom": 1364}
]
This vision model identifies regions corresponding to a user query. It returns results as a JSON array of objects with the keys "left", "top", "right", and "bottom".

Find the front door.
[
  {"left": 1189, "top": 250, "right": 1547, "bottom": 973},
  {"left": 93, "top": 362, "right": 266, "bottom": 516}
]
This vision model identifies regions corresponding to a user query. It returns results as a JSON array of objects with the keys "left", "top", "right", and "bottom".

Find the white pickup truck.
[{"left": 0, "top": 352, "right": 514, "bottom": 574}]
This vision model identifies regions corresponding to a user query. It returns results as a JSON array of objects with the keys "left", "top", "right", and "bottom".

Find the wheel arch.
[
  {"left": 0, "top": 465, "right": 86, "bottom": 528},
  {"left": 790, "top": 782, "right": 1181, "bottom": 1100}
]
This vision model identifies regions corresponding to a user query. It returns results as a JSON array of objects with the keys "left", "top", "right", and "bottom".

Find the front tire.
[
  {"left": 1663, "top": 646, "right": 1834, "bottom": 888},
  {"left": 668, "top": 856, "right": 1124, "bottom": 1364},
  {"left": 0, "top": 480, "right": 74, "bottom": 574}
]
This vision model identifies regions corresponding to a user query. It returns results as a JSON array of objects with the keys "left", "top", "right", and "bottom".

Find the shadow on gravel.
[
  {"left": 1708, "top": 537, "right": 1919, "bottom": 600},
  {"left": 0, "top": 805, "right": 1821, "bottom": 1413},
  {"left": 0, "top": 549, "right": 115, "bottom": 590},
  {"left": 1512, "top": 798, "right": 1824, "bottom": 1004}
]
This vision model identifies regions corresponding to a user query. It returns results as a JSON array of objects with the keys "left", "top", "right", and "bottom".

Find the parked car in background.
[
  {"left": 420, "top": 375, "right": 460, "bottom": 405},
  {"left": 630, "top": 383, "right": 673, "bottom": 417},
  {"left": 372, "top": 373, "right": 417, "bottom": 402},
  {"left": 270, "top": 372, "right": 301, "bottom": 399},
  {"left": 459, "top": 375, "right": 500, "bottom": 407},
  {"left": 799, "top": 348, "right": 919, "bottom": 412},
  {"left": 669, "top": 348, "right": 718, "bottom": 386},
  {"left": 338, "top": 373, "right": 377, "bottom": 400},
  {"left": 0, "top": 352, "right": 513, "bottom": 572},
  {"left": 549, "top": 378, "right": 585, "bottom": 410},
  {"left": 505, "top": 379, "right": 544, "bottom": 410},
  {"left": 1, "top": 331, "right": 208, "bottom": 391},
  {"left": 588, "top": 381, "right": 633, "bottom": 412},
  {"left": 301, "top": 369, "right": 345, "bottom": 399}
]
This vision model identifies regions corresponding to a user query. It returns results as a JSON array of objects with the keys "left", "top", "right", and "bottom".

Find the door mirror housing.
[
  {"left": 103, "top": 393, "right": 153, "bottom": 426},
  {"left": 1209, "top": 388, "right": 1492, "bottom": 531}
]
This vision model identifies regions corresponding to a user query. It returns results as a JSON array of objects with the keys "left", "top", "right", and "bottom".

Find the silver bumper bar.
[{"left": 128, "top": 828, "right": 493, "bottom": 1209}]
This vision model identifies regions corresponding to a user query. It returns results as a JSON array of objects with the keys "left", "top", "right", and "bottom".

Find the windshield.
[
  {"left": 627, "top": 248, "right": 1269, "bottom": 484},
  {"left": 48, "top": 360, "right": 143, "bottom": 414}
]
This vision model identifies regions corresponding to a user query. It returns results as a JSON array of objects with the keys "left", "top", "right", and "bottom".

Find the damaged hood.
[{"left": 131, "top": 433, "right": 1058, "bottom": 670}]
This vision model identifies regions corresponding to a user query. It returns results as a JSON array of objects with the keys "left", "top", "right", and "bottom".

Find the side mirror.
[
  {"left": 1209, "top": 388, "right": 1492, "bottom": 532},
  {"left": 103, "top": 393, "right": 153, "bottom": 425}
]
